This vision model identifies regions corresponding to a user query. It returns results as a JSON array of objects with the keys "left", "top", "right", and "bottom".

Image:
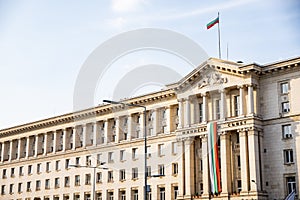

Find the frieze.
[{"left": 198, "top": 71, "right": 228, "bottom": 89}]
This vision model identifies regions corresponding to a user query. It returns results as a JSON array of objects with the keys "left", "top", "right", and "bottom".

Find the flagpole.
[{"left": 218, "top": 12, "right": 221, "bottom": 59}]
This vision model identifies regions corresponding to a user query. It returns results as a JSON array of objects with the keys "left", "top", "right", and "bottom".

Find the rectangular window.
[
  {"left": 162, "top": 125, "right": 167, "bottom": 133},
  {"left": 64, "top": 176, "right": 70, "bottom": 187},
  {"left": 55, "top": 160, "right": 60, "bottom": 171},
  {"left": 75, "top": 175, "right": 80, "bottom": 186},
  {"left": 45, "top": 179, "right": 50, "bottom": 189},
  {"left": 65, "top": 159, "right": 70, "bottom": 169},
  {"left": 234, "top": 95, "right": 240, "bottom": 116},
  {"left": 26, "top": 181, "right": 31, "bottom": 192},
  {"left": 147, "top": 146, "right": 151, "bottom": 158},
  {"left": 18, "top": 183, "right": 22, "bottom": 193},
  {"left": 158, "top": 144, "right": 164, "bottom": 156},
  {"left": 46, "top": 162, "right": 50, "bottom": 172},
  {"left": 146, "top": 166, "right": 151, "bottom": 177},
  {"left": 9, "top": 184, "right": 13, "bottom": 194},
  {"left": 159, "top": 164, "right": 165, "bottom": 176},
  {"left": 108, "top": 192, "right": 114, "bottom": 200},
  {"left": 282, "top": 102, "right": 290, "bottom": 113},
  {"left": 108, "top": 152, "right": 114, "bottom": 163},
  {"left": 19, "top": 166, "right": 23, "bottom": 176},
  {"left": 133, "top": 189, "right": 138, "bottom": 200},
  {"left": 11, "top": 168, "right": 15, "bottom": 177},
  {"left": 28, "top": 165, "right": 32, "bottom": 175},
  {"left": 237, "top": 180, "right": 242, "bottom": 193},
  {"left": 75, "top": 157, "right": 80, "bottom": 165},
  {"left": 173, "top": 186, "right": 178, "bottom": 199},
  {"left": 172, "top": 163, "right": 178, "bottom": 175},
  {"left": 37, "top": 163, "right": 41, "bottom": 173},
  {"left": 55, "top": 178, "right": 60, "bottom": 188},
  {"left": 1, "top": 185, "right": 5, "bottom": 195},
  {"left": 120, "top": 169, "right": 126, "bottom": 181},
  {"left": 96, "top": 192, "right": 102, "bottom": 200},
  {"left": 132, "top": 148, "right": 137, "bottom": 160},
  {"left": 286, "top": 176, "right": 296, "bottom": 195},
  {"left": 108, "top": 171, "right": 114, "bottom": 182},
  {"left": 199, "top": 103, "right": 203, "bottom": 122},
  {"left": 36, "top": 180, "right": 41, "bottom": 191},
  {"left": 96, "top": 172, "right": 102, "bottom": 183},
  {"left": 159, "top": 187, "right": 166, "bottom": 200},
  {"left": 282, "top": 124, "right": 292, "bottom": 138},
  {"left": 281, "top": 82, "right": 289, "bottom": 94},
  {"left": 215, "top": 99, "right": 220, "bottom": 119},
  {"left": 120, "top": 191, "right": 126, "bottom": 200},
  {"left": 119, "top": 150, "right": 125, "bottom": 161},
  {"left": 284, "top": 149, "right": 294, "bottom": 164},
  {"left": 85, "top": 174, "right": 91, "bottom": 185},
  {"left": 132, "top": 168, "right": 138, "bottom": 179},
  {"left": 172, "top": 142, "right": 177, "bottom": 155},
  {"left": 2, "top": 169, "right": 6, "bottom": 178},
  {"left": 86, "top": 155, "right": 91, "bottom": 166}
]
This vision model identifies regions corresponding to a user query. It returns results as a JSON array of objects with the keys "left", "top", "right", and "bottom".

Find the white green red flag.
[
  {"left": 206, "top": 16, "right": 219, "bottom": 29},
  {"left": 207, "top": 122, "right": 221, "bottom": 193}
]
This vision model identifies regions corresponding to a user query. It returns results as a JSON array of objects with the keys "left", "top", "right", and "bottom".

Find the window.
[
  {"left": 45, "top": 179, "right": 50, "bottom": 189},
  {"left": 19, "top": 166, "right": 24, "bottom": 176},
  {"left": 86, "top": 155, "right": 91, "bottom": 166},
  {"left": 9, "top": 184, "right": 13, "bottom": 194},
  {"left": 1, "top": 185, "right": 5, "bottom": 195},
  {"left": 55, "top": 178, "right": 60, "bottom": 188},
  {"left": 11, "top": 168, "right": 15, "bottom": 177},
  {"left": 26, "top": 181, "right": 31, "bottom": 192},
  {"left": 55, "top": 160, "right": 60, "bottom": 171},
  {"left": 120, "top": 191, "right": 126, "bottom": 200},
  {"left": 146, "top": 166, "right": 151, "bottom": 177},
  {"left": 147, "top": 146, "right": 151, "bottom": 158},
  {"left": 237, "top": 180, "right": 242, "bottom": 193},
  {"left": 158, "top": 144, "right": 164, "bottom": 156},
  {"left": 36, "top": 180, "right": 41, "bottom": 191},
  {"left": 234, "top": 95, "right": 240, "bottom": 116},
  {"left": 283, "top": 124, "right": 292, "bottom": 138},
  {"left": 282, "top": 102, "right": 290, "bottom": 113},
  {"left": 37, "top": 163, "right": 41, "bottom": 173},
  {"left": 159, "top": 165, "right": 165, "bottom": 176},
  {"left": 173, "top": 186, "right": 178, "bottom": 199},
  {"left": 75, "top": 175, "right": 80, "bottom": 186},
  {"left": 172, "top": 163, "right": 178, "bottom": 175},
  {"left": 215, "top": 99, "right": 220, "bottom": 119},
  {"left": 162, "top": 109, "right": 166, "bottom": 119},
  {"left": 120, "top": 169, "right": 126, "bottom": 181},
  {"left": 96, "top": 172, "right": 102, "bottom": 183},
  {"left": 108, "top": 192, "right": 114, "bottom": 200},
  {"left": 65, "top": 159, "right": 70, "bottom": 169},
  {"left": 108, "top": 171, "right": 114, "bottom": 182},
  {"left": 96, "top": 192, "right": 102, "bottom": 200},
  {"left": 159, "top": 187, "right": 165, "bottom": 200},
  {"left": 172, "top": 142, "right": 177, "bottom": 155},
  {"left": 199, "top": 103, "right": 203, "bottom": 122},
  {"left": 284, "top": 149, "right": 294, "bottom": 164},
  {"left": 281, "top": 82, "right": 289, "bottom": 94},
  {"left": 65, "top": 176, "right": 70, "bottom": 187},
  {"left": 18, "top": 183, "right": 22, "bottom": 193},
  {"left": 2, "top": 169, "right": 6, "bottom": 178},
  {"left": 108, "top": 152, "right": 114, "bottom": 163},
  {"left": 286, "top": 176, "right": 296, "bottom": 195},
  {"left": 133, "top": 189, "right": 138, "bottom": 200},
  {"left": 132, "top": 148, "right": 137, "bottom": 160},
  {"left": 28, "top": 165, "right": 32, "bottom": 175},
  {"left": 46, "top": 162, "right": 50, "bottom": 172},
  {"left": 120, "top": 150, "right": 125, "bottom": 161},
  {"left": 132, "top": 168, "right": 138, "bottom": 179},
  {"left": 149, "top": 128, "right": 153, "bottom": 136},
  {"left": 162, "top": 125, "right": 167, "bottom": 133},
  {"left": 75, "top": 157, "right": 80, "bottom": 165},
  {"left": 97, "top": 153, "right": 102, "bottom": 165},
  {"left": 85, "top": 174, "right": 91, "bottom": 185}
]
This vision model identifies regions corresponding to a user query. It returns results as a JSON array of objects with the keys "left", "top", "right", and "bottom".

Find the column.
[
  {"left": 248, "top": 130, "right": 261, "bottom": 191},
  {"left": 139, "top": 112, "right": 145, "bottom": 138},
  {"left": 184, "top": 98, "right": 190, "bottom": 127},
  {"left": 165, "top": 106, "right": 171, "bottom": 133},
  {"left": 239, "top": 85, "right": 245, "bottom": 116},
  {"left": 17, "top": 139, "right": 21, "bottom": 160},
  {"left": 184, "top": 138, "right": 195, "bottom": 197},
  {"left": 219, "top": 89, "right": 226, "bottom": 120},
  {"left": 202, "top": 93, "right": 207, "bottom": 122},
  {"left": 152, "top": 109, "right": 158, "bottom": 136},
  {"left": 190, "top": 97, "right": 196, "bottom": 125},
  {"left": 8, "top": 140, "right": 13, "bottom": 161},
  {"left": 248, "top": 85, "right": 254, "bottom": 115},
  {"left": 115, "top": 117, "right": 120, "bottom": 142},
  {"left": 44, "top": 133, "right": 48, "bottom": 155},
  {"left": 53, "top": 131, "right": 57, "bottom": 153},
  {"left": 93, "top": 123, "right": 98, "bottom": 146},
  {"left": 104, "top": 120, "right": 108, "bottom": 144},
  {"left": 72, "top": 128, "right": 76, "bottom": 150},
  {"left": 220, "top": 133, "right": 232, "bottom": 195},
  {"left": 25, "top": 137, "right": 30, "bottom": 158},
  {"left": 178, "top": 99, "right": 184, "bottom": 128},
  {"left": 62, "top": 129, "right": 67, "bottom": 152},
  {"left": 0, "top": 142, "right": 4, "bottom": 162},
  {"left": 35, "top": 135, "right": 39, "bottom": 157},
  {"left": 177, "top": 141, "right": 185, "bottom": 198},
  {"left": 239, "top": 131, "right": 250, "bottom": 193},
  {"left": 201, "top": 136, "right": 210, "bottom": 197},
  {"left": 82, "top": 125, "right": 87, "bottom": 148},
  {"left": 127, "top": 116, "right": 132, "bottom": 141}
]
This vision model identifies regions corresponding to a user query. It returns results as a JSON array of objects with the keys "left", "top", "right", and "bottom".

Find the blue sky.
[{"left": 0, "top": 0, "right": 299, "bottom": 129}]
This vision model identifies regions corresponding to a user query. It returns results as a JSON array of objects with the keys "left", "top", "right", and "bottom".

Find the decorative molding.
[{"left": 198, "top": 71, "right": 228, "bottom": 89}]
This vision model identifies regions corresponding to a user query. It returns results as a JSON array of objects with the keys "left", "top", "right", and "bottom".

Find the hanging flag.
[
  {"left": 285, "top": 190, "right": 296, "bottom": 200},
  {"left": 207, "top": 122, "right": 221, "bottom": 194},
  {"left": 206, "top": 16, "right": 219, "bottom": 29}
]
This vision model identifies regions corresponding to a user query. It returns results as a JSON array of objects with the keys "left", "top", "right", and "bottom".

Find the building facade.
[{"left": 0, "top": 56, "right": 300, "bottom": 200}]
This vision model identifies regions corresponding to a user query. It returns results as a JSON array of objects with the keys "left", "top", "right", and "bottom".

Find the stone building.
[{"left": 0, "top": 56, "right": 299, "bottom": 200}]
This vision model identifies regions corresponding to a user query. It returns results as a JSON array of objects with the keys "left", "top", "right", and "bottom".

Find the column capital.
[
  {"left": 218, "top": 88, "right": 227, "bottom": 93},
  {"left": 246, "top": 83, "right": 257, "bottom": 88},
  {"left": 177, "top": 98, "right": 184, "bottom": 103},
  {"left": 237, "top": 85, "right": 245, "bottom": 89},
  {"left": 200, "top": 92, "right": 208, "bottom": 97}
]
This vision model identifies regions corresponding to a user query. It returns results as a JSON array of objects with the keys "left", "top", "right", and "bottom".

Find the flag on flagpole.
[
  {"left": 207, "top": 122, "right": 221, "bottom": 194},
  {"left": 206, "top": 16, "right": 219, "bottom": 29},
  {"left": 285, "top": 190, "right": 296, "bottom": 200}
]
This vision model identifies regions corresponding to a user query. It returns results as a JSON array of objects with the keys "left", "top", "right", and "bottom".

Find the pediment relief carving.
[{"left": 198, "top": 71, "right": 228, "bottom": 88}]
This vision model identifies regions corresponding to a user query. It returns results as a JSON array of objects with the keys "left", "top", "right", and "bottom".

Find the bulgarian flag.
[
  {"left": 207, "top": 122, "right": 221, "bottom": 194},
  {"left": 207, "top": 16, "right": 219, "bottom": 29}
]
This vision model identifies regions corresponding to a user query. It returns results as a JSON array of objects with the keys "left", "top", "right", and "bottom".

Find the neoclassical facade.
[{"left": 0, "top": 56, "right": 299, "bottom": 200}]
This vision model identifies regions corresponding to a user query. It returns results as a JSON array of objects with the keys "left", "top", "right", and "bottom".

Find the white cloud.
[{"left": 111, "top": 0, "right": 145, "bottom": 12}]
